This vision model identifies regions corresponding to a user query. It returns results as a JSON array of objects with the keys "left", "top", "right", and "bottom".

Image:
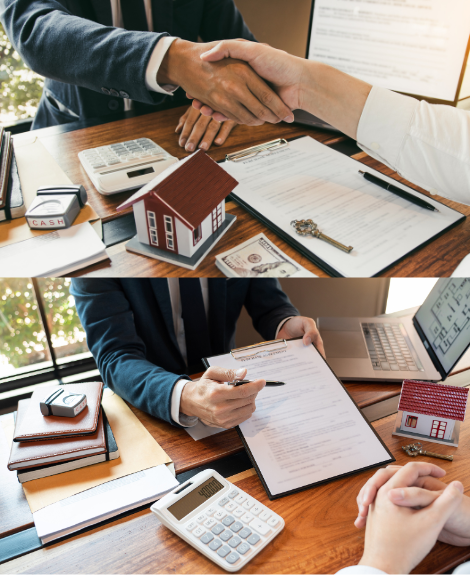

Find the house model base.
[{"left": 125, "top": 214, "right": 237, "bottom": 270}]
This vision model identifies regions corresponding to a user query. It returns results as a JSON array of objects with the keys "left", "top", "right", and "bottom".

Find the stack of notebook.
[{"left": 7, "top": 382, "right": 119, "bottom": 483}]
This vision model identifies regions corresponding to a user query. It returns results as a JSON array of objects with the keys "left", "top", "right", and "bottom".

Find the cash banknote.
[{"left": 215, "top": 233, "right": 316, "bottom": 277}]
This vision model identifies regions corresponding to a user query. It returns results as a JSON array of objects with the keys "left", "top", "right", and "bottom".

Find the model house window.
[
  {"left": 217, "top": 204, "right": 222, "bottom": 227},
  {"left": 164, "top": 215, "right": 175, "bottom": 251},
  {"left": 405, "top": 416, "right": 418, "bottom": 428},
  {"left": 431, "top": 420, "right": 447, "bottom": 439},
  {"left": 193, "top": 225, "right": 202, "bottom": 246},
  {"left": 147, "top": 211, "right": 158, "bottom": 246},
  {"left": 212, "top": 204, "right": 223, "bottom": 232}
]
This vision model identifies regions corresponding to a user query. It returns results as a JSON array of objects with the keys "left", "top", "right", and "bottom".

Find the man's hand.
[
  {"left": 358, "top": 462, "right": 464, "bottom": 574},
  {"left": 277, "top": 316, "right": 325, "bottom": 358},
  {"left": 175, "top": 106, "right": 237, "bottom": 152},
  {"left": 180, "top": 366, "right": 265, "bottom": 428},
  {"left": 158, "top": 39, "right": 294, "bottom": 126}
]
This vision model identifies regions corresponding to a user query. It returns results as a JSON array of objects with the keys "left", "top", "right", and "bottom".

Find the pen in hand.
[
  {"left": 359, "top": 170, "right": 439, "bottom": 212},
  {"left": 228, "top": 379, "right": 285, "bottom": 387}
]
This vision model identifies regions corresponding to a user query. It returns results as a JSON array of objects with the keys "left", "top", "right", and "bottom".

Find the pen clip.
[{"left": 225, "top": 139, "right": 289, "bottom": 162}]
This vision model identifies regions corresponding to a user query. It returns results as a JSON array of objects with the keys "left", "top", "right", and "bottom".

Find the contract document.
[
  {"left": 308, "top": 0, "right": 470, "bottom": 103},
  {"left": 204, "top": 338, "right": 393, "bottom": 499},
  {"left": 223, "top": 137, "right": 464, "bottom": 277}
]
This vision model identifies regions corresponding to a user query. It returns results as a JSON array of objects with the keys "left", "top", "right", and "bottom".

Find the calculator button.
[
  {"left": 225, "top": 502, "right": 237, "bottom": 512},
  {"left": 205, "top": 507, "right": 217, "bottom": 516},
  {"left": 251, "top": 505, "right": 262, "bottom": 516},
  {"left": 222, "top": 515, "right": 235, "bottom": 527},
  {"left": 220, "top": 530, "right": 233, "bottom": 542},
  {"left": 200, "top": 532, "right": 214, "bottom": 545},
  {"left": 228, "top": 489, "right": 238, "bottom": 499},
  {"left": 233, "top": 507, "right": 244, "bottom": 518},
  {"left": 242, "top": 500, "right": 255, "bottom": 510},
  {"left": 241, "top": 513, "right": 254, "bottom": 524},
  {"left": 230, "top": 521, "right": 243, "bottom": 533},
  {"left": 217, "top": 545, "right": 231, "bottom": 558},
  {"left": 218, "top": 497, "right": 230, "bottom": 507},
  {"left": 192, "top": 526, "right": 206, "bottom": 538},
  {"left": 226, "top": 552, "right": 240, "bottom": 565},
  {"left": 214, "top": 510, "right": 227, "bottom": 521},
  {"left": 186, "top": 521, "right": 197, "bottom": 532},
  {"left": 211, "top": 524, "right": 224, "bottom": 536},
  {"left": 237, "top": 543, "right": 250, "bottom": 555},
  {"left": 250, "top": 519, "right": 271, "bottom": 536},
  {"left": 239, "top": 527, "right": 252, "bottom": 539},
  {"left": 196, "top": 513, "right": 207, "bottom": 524},
  {"left": 259, "top": 511, "right": 271, "bottom": 522},
  {"left": 209, "top": 539, "right": 222, "bottom": 551},
  {"left": 203, "top": 518, "right": 217, "bottom": 529},
  {"left": 234, "top": 494, "right": 246, "bottom": 505},
  {"left": 247, "top": 533, "right": 261, "bottom": 546},
  {"left": 228, "top": 536, "right": 241, "bottom": 548},
  {"left": 267, "top": 516, "right": 280, "bottom": 528}
]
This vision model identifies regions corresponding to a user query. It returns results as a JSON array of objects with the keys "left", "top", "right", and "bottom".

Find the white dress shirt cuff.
[
  {"left": 275, "top": 317, "right": 294, "bottom": 337},
  {"left": 145, "top": 36, "right": 179, "bottom": 95},
  {"left": 171, "top": 378, "right": 199, "bottom": 427},
  {"left": 357, "top": 86, "right": 419, "bottom": 172},
  {"left": 336, "top": 566, "right": 386, "bottom": 574}
]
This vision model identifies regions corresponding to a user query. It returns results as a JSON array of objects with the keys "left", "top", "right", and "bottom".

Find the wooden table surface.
[
  {"left": 16, "top": 106, "right": 470, "bottom": 278},
  {"left": 4, "top": 409, "right": 470, "bottom": 575}
]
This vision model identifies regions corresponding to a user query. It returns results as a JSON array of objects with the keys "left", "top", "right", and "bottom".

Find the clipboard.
[
  {"left": 203, "top": 337, "right": 395, "bottom": 500},
  {"left": 222, "top": 137, "right": 466, "bottom": 278}
]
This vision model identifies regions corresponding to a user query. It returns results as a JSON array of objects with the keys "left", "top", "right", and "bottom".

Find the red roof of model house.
[
  {"left": 398, "top": 380, "right": 469, "bottom": 422},
  {"left": 116, "top": 150, "right": 238, "bottom": 230}
]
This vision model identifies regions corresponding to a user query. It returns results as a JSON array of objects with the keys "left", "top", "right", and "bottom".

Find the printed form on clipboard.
[
  {"left": 203, "top": 338, "right": 394, "bottom": 499},
  {"left": 222, "top": 136, "right": 464, "bottom": 277}
]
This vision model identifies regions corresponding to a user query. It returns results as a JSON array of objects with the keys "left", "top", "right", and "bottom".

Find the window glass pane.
[
  {"left": 36, "top": 278, "right": 90, "bottom": 365},
  {"left": 386, "top": 279, "right": 438, "bottom": 314},
  {"left": 0, "top": 278, "right": 52, "bottom": 378},
  {"left": 0, "top": 23, "right": 44, "bottom": 124}
]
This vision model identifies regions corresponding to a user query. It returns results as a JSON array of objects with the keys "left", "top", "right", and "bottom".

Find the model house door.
[
  {"left": 430, "top": 420, "right": 447, "bottom": 439},
  {"left": 147, "top": 211, "right": 158, "bottom": 246},
  {"left": 164, "top": 215, "right": 175, "bottom": 251}
]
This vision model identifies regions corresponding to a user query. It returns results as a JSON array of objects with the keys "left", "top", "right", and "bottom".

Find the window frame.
[{"left": 405, "top": 415, "right": 418, "bottom": 428}]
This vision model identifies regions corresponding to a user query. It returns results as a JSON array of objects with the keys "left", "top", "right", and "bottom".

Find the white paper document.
[
  {"left": 223, "top": 137, "right": 463, "bottom": 277},
  {"left": 205, "top": 339, "right": 393, "bottom": 497},
  {"left": 185, "top": 420, "right": 228, "bottom": 441},
  {"left": 33, "top": 464, "right": 179, "bottom": 543},
  {"left": 308, "top": 0, "right": 470, "bottom": 102}
]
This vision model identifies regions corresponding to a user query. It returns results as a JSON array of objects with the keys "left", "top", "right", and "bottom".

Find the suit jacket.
[
  {"left": 70, "top": 278, "right": 299, "bottom": 426},
  {"left": 0, "top": 0, "right": 255, "bottom": 128}
]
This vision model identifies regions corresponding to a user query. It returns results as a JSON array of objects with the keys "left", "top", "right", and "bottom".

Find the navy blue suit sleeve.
[
  {"left": 199, "top": 0, "right": 256, "bottom": 42},
  {"left": 0, "top": 0, "right": 168, "bottom": 104},
  {"left": 70, "top": 279, "right": 186, "bottom": 425},
  {"left": 244, "top": 280, "right": 299, "bottom": 340}
]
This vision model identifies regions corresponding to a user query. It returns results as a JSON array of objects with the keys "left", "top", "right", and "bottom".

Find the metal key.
[
  {"left": 402, "top": 442, "right": 453, "bottom": 461},
  {"left": 290, "top": 219, "right": 353, "bottom": 253}
]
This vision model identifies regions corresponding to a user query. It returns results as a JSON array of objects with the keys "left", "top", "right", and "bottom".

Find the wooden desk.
[
  {"left": 15, "top": 106, "right": 470, "bottom": 278},
  {"left": 3, "top": 409, "right": 470, "bottom": 575}
]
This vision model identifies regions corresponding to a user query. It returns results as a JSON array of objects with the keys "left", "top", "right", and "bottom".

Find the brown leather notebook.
[
  {"left": 13, "top": 382, "right": 104, "bottom": 443},
  {"left": 8, "top": 402, "right": 106, "bottom": 470}
]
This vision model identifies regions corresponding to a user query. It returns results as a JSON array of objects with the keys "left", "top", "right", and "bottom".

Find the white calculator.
[
  {"left": 78, "top": 138, "right": 178, "bottom": 196},
  {"left": 151, "top": 469, "right": 284, "bottom": 572}
]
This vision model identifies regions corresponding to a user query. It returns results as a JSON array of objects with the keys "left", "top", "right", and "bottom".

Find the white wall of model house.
[
  {"left": 400, "top": 411, "right": 456, "bottom": 440},
  {"left": 134, "top": 200, "right": 149, "bottom": 245}
]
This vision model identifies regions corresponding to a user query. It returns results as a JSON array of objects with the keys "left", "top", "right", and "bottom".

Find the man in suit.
[
  {"left": 70, "top": 278, "right": 324, "bottom": 429},
  {"left": 0, "top": 0, "right": 293, "bottom": 151}
]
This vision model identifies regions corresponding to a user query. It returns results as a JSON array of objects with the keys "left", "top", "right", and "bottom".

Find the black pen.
[
  {"left": 229, "top": 380, "right": 285, "bottom": 387},
  {"left": 359, "top": 170, "right": 439, "bottom": 212}
]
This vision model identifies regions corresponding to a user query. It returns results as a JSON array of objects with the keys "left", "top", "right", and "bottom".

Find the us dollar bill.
[{"left": 215, "top": 233, "right": 316, "bottom": 278}]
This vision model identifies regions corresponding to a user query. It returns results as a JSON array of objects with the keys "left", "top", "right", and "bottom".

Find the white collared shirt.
[{"left": 357, "top": 86, "right": 470, "bottom": 205}]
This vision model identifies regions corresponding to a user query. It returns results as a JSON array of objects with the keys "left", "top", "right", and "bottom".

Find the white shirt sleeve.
[
  {"left": 336, "top": 566, "right": 386, "bottom": 575},
  {"left": 275, "top": 317, "right": 294, "bottom": 337},
  {"left": 171, "top": 378, "right": 198, "bottom": 427},
  {"left": 357, "top": 86, "right": 470, "bottom": 205},
  {"left": 145, "top": 36, "right": 180, "bottom": 95}
]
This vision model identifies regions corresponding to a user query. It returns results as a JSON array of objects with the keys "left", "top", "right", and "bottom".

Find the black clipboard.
[
  {"left": 203, "top": 337, "right": 395, "bottom": 500},
  {"left": 221, "top": 136, "right": 466, "bottom": 278}
]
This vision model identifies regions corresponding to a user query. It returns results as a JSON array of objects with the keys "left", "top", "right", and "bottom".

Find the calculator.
[
  {"left": 151, "top": 469, "right": 284, "bottom": 572},
  {"left": 78, "top": 138, "right": 178, "bottom": 195}
]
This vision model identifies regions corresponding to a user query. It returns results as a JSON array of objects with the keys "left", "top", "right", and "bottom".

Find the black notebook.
[{"left": 0, "top": 150, "right": 25, "bottom": 222}]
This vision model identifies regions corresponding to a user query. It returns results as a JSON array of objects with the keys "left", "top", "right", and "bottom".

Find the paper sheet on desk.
[
  {"left": 185, "top": 420, "right": 228, "bottom": 441},
  {"left": 17, "top": 389, "right": 173, "bottom": 513},
  {"left": 223, "top": 136, "right": 463, "bottom": 278},
  {"left": 0, "top": 136, "right": 100, "bottom": 249}
]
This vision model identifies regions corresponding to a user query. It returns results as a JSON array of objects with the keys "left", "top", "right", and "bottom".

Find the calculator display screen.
[
  {"left": 127, "top": 167, "right": 154, "bottom": 179},
  {"left": 168, "top": 476, "right": 224, "bottom": 521}
]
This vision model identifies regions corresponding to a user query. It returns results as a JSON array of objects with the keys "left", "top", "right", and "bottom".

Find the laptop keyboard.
[{"left": 362, "top": 323, "right": 422, "bottom": 372}]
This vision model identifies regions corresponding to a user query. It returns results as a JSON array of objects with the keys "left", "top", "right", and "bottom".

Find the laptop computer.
[
  {"left": 295, "top": 0, "right": 470, "bottom": 131},
  {"left": 317, "top": 279, "right": 470, "bottom": 382}
]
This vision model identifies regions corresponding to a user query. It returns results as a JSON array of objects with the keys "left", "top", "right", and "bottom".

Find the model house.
[
  {"left": 116, "top": 150, "right": 238, "bottom": 268},
  {"left": 394, "top": 379, "right": 468, "bottom": 446}
]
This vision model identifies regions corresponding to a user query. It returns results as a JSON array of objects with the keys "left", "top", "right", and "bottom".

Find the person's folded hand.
[{"left": 175, "top": 105, "right": 237, "bottom": 152}]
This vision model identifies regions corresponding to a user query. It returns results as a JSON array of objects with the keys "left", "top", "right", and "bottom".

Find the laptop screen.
[
  {"left": 415, "top": 279, "right": 470, "bottom": 374},
  {"left": 306, "top": 0, "right": 470, "bottom": 104}
]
